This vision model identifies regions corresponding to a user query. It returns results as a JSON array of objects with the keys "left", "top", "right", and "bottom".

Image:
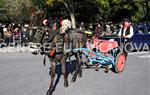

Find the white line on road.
[
  {"left": 137, "top": 55, "right": 150, "bottom": 58},
  {"left": 128, "top": 52, "right": 150, "bottom": 55}
]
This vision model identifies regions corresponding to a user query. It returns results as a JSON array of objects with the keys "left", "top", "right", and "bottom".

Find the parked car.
[
  {"left": 104, "top": 24, "right": 150, "bottom": 52},
  {"left": 126, "top": 24, "right": 150, "bottom": 51}
]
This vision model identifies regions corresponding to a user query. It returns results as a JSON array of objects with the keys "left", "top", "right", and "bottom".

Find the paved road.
[{"left": 0, "top": 51, "right": 149, "bottom": 95}]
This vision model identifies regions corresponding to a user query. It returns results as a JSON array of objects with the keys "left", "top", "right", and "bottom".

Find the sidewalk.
[{"left": 0, "top": 46, "right": 31, "bottom": 53}]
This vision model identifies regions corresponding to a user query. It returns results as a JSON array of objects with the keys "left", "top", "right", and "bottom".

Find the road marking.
[
  {"left": 137, "top": 55, "right": 150, "bottom": 58},
  {"left": 129, "top": 52, "right": 149, "bottom": 55}
]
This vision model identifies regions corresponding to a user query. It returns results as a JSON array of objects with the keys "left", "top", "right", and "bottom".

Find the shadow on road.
[{"left": 48, "top": 60, "right": 76, "bottom": 95}]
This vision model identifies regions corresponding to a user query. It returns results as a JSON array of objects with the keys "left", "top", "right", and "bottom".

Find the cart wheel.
[{"left": 114, "top": 52, "right": 127, "bottom": 73}]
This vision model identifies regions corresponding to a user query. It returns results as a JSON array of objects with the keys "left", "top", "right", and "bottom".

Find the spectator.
[
  {"left": 13, "top": 27, "right": 21, "bottom": 46},
  {"left": 106, "top": 23, "right": 110, "bottom": 35},
  {"left": 3, "top": 24, "right": 13, "bottom": 46},
  {"left": 105, "top": 22, "right": 114, "bottom": 35},
  {"left": 3, "top": 24, "right": 8, "bottom": 34},
  {"left": 118, "top": 19, "right": 134, "bottom": 38},
  {"left": 94, "top": 24, "right": 104, "bottom": 38},
  {"left": 79, "top": 22, "right": 85, "bottom": 31}
]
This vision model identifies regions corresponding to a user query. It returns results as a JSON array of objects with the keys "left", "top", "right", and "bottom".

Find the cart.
[{"left": 73, "top": 36, "right": 128, "bottom": 73}]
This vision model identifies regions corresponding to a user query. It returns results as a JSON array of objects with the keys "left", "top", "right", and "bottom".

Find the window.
[{"left": 136, "top": 28, "right": 145, "bottom": 34}]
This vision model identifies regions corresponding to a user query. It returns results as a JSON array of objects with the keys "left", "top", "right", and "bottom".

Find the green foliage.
[
  {"left": 0, "top": 0, "right": 33, "bottom": 23},
  {"left": 32, "top": 0, "right": 46, "bottom": 9},
  {"left": 0, "top": 0, "right": 4, "bottom": 7},
  {"left": 0, "top": 0, "right": 149, "bottom": 23},
  {"left": 96, "top": 0, "right": 109, "bottom": 8},
  {"left": 0, "top": 0, "right": 6, "bottom": 22},
  {"left": 46, "top": 0, "right": 55, "bottom": 5},
  {"left": 133, "top": 0, "right": 150, "bottom": 22}
]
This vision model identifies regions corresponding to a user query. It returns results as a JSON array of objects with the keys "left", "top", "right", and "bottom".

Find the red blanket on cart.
[{"left": 93, "top": 39, "right": 118, "bottom": 53}]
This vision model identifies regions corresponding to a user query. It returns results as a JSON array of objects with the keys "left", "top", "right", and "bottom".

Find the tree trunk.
[
  {"left": 64, "top": 2, "right": 76, "bottom": 28},
  {"left": 70, "top": 13, "right": 76, "bottom": 28}
]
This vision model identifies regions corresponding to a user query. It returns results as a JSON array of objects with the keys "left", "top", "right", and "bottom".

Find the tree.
[
  {"left": 3, "top": 0, "right": 33, "bottom": 23},
  {"left": 0, "top": 0, "right": 8, "bottom": 22},
  {"left": 31, "top": 0, "right": 47, "bottom": 26},
  {"left": 1, "top": 0, "right": 149, "bottom": 24},
  {"left": 133, "top": 0, "right": 150, "bottom": 23},
  {"left": 95, "top": 0, "right": 110, "bottom": 21},
  {"left": 47, "top": 0, "right": 81, "bottom": 28}
]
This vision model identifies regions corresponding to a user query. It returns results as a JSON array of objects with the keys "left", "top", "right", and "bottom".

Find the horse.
[{"left": 37, "top": 19, "right": 87, "bottom": 95}]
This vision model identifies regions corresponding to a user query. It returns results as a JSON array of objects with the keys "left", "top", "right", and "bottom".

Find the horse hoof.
[
  {"left": 104, "top": 67, "right": 109, "bottom": 73},
  {"left": 95, "top": 68, "right": 99, "bottom": 71},
  {"left": 64, "top": 82, "right": 69, "bottom": 87},
  {"left": 78, "top": 73, "right": 82, "bottom": 78},
  {"left": 46, "top": 90, "right": 52, "bottom": 95},
  {"left": 71, "top": 78, "right": 76, "bottom": 83},
  {"left": 104, "top": 69, "right": 109, "bottom": 73}
]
